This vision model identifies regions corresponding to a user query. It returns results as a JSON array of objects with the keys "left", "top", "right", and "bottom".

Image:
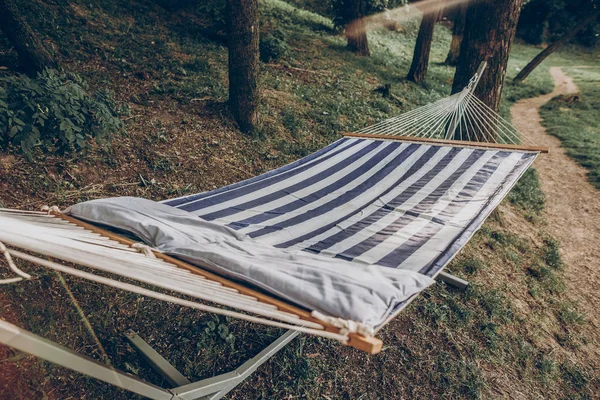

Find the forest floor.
[
  {"left": 512, "top": 67, "right": 600, "bottom": 373},
  {"left": 1, "top": 1, "right": 600, "bottom": 399}
]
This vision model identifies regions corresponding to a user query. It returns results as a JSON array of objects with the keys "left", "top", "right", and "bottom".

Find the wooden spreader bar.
[
  {"left": 343, "top": 132, "right": 549, "bottom": 153},
  {"left": 53, "top": 212, "right": 383, "bottom": 354}
]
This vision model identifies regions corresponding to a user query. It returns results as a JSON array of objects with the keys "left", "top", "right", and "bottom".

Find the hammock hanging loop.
[
  {"left": 467, "top": 73, "right": 479, "bottom": 90},
  {"left": 467, "top": 61, "right": 487, "bottom": 91}
]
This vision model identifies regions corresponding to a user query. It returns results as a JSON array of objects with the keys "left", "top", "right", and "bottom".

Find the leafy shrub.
[
  {"left": 0, "top": 68, "right": 123, "bottom": 157},
  {"left": 260, "top": 31, "right": 290, "bottom": 62}
]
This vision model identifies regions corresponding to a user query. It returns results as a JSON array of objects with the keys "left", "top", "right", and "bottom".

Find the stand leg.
[
  {"left": 1, "top": 318, "right": 300, "bottom": 400},
  {"left": 437, "top": 271, "right": 470, "bottom": 291},
  {"left": 0, "top": 320, "right": 172, "bottom": 400},
  {"left": 125, "top": 329, "right": 191, "bottom": 387}
]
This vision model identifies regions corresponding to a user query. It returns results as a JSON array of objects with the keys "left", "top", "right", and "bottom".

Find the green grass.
[
  {"left": 508, "top": 168, "right": 546, "bottom": 220},
  {"left": 540, "top": 66, "right": 600, "bottom": 189},
  {"left": 1, "top": 0, "right": 599, "bottom": 398}
]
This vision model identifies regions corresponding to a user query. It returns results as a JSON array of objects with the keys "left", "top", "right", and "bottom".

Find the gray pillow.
[{"left": 66, "top": 197, "right": 434, "bottom": 329}]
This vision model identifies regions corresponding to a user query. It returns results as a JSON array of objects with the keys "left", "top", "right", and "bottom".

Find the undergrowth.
[{"left": 0, "top": 69, "right": 124, "bottom": 157}]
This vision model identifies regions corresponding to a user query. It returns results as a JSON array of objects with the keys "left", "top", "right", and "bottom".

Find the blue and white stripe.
[{"left": 164, "top": 137, "right": 537, "bottom": 278}]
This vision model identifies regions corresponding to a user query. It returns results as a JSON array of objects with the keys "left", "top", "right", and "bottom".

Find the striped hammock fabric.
[{"left": 165, "top": 137, "right": 537, "bottom": 310}]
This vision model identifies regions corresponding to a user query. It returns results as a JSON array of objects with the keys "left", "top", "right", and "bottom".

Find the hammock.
[{"left": 0, "top": 63, "right": 547, "bottom": 399}]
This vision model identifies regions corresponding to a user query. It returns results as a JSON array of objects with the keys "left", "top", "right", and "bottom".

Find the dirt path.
[{"left": 511, "top": 67, "right": 600, "bottom": 366}]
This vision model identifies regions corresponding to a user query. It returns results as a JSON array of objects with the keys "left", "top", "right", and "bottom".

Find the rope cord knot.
[
  {"left": 311, "top": 310, "right": 375, "bottom": 343},
  {"left": 41, "top": 205, "right": 62, "bottom": 215},
  {"left": 131, "top": 243, "right": 157, "bottom": 258}
]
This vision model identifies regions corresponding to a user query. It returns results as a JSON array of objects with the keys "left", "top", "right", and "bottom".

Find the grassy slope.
[
  {"left": 538, "top": 56, "right": 600, "bottom": 189},
  {"left": 0, "top": 1, "right": 598, "bottom": 398}
]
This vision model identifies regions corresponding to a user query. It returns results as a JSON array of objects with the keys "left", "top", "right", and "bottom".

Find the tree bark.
[
  {"left": 514, "top": 7, "right": 600, "bottom": 82},
  {"left": 227, "top": 0, "right": 260, "bottom": 133},
  {"left": 0, "top": 0, "right": 56, "bottom": 75},
  {"left": 445, "top": 2, "right": 466, "bottom": 66},
  {"left": 346, "top": 0, "right": 370, "bottom": 56},
  {"left": 406, "top": 4, "right": 442, "bottom": 83},
  {"left": 452, "top": 0, "right": 524, "bottom": 115}
]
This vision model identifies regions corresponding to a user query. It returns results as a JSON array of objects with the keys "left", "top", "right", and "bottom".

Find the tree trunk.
[
  {"left": 0, "top": 0, "right": 56, "bottom": 75},
  {"left": 452, "top": 0, "right": 524, "bottom": 115},
  {"left": 406, "top": 4, "right": 442, "bottom": 83},
  {"left": 346, "top": 0, "right": 370, "bottom": 56},
  {"left": 227, "top": 0, "right": 260, "bottom": 133},
  {"left": 445, "top": 3, "right": 466, "bottom": 66},
  {"left": 514, "top": 7, "right": 600, "bottom": 83}
]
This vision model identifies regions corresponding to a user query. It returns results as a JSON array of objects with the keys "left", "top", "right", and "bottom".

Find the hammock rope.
[{"left": 356, "top": 85, "right": 538, "bottom": 147}]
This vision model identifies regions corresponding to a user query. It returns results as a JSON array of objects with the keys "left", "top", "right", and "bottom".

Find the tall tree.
[
  {"left": 451, "top": 0, "right": 524, "bottom": 114},
  {"left": 444, "top": 2, "right": 466, "bottom": 66},
  {"left": 514, "top": 5, "right": 600, "bottom": 82},
  {"left": 406, "top": 3, "right": 442, "bottom": 83},
  {"left": 346, "top": 0, "right": 370, "bottom": 56},
  {"left": 227, "top": 0, "right": 260, "bottom": 133},
  {"left": 0, "top": 0, "right": 56, "bottom": 75}
]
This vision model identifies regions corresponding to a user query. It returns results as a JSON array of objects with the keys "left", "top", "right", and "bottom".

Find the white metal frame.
[
  {"left": 0, "top": 269, "right": 467, "bottom": 400},
  {"left": 0, "top": 319, "right": 299, "bottom": 400}
]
